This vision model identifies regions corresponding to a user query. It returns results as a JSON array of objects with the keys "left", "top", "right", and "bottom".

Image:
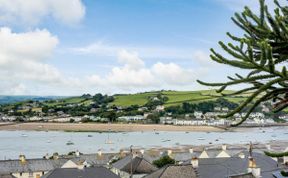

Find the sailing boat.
[
  {"left": 66, "top": 135, "right": 74, "bottom": 145},
  {"left": 105, "top": 128, "right": 114, "bottom": 144}
]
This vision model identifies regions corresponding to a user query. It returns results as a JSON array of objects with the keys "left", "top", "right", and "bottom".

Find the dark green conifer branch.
[{"left": 197, "top": 0, "right": 288, "bottom": 158}]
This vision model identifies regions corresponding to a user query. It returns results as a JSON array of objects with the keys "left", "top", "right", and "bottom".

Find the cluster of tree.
[
  {"left": 153, "top": 155, "right": 176, "bottom": 168},
  {"left": 92, "top": 93, "right": 114, "bottom": 105},
  {"left": 165, "top": 98, "right": 238, "bottom": 115},
  {"left": 146, "top": 113, "right": 161, "bottom": 124},
  {"left": 281, "top": 171, "right": 288, "bottom": 177},
  {"left": 37, "top": 93, "right": 114, "bottom": 117},
  {"left": 145, "top": 93, "right": 169, "bottom": 109}
]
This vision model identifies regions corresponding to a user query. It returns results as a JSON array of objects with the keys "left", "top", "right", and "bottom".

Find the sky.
[{"left": 0, "top": 0, "right": 281, "bottom": 96}]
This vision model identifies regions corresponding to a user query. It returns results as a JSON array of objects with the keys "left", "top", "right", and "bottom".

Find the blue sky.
[{"left": 0, "top": 0, "right": 274, "bottom": 95}]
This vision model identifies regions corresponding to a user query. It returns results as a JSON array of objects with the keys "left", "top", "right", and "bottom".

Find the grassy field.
[
  {"left": 112, "top": 92, "right": 159, "bottom": 107},
  {"left": 3, "top": 90, "right": 249, "bottom": 110},
  {"left": 110, "top": 90, "right": 247, "bottom": 107},
  {"left": 45, "top": 97, "right": 90, "bottom": 107}
]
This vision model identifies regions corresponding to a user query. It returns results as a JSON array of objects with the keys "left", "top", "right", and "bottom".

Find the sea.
[{"left": 0, "top": 126, "right": 287, "bottom": 159}]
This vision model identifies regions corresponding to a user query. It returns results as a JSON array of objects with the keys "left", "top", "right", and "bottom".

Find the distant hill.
[
  {"left": 0, "top": 90, "right": 249, "bottom": 108},
  {"left": 111, "top": 90, "right": 248, "bottom": 107},
  {"left": 0, "top": 96, "right": 65, "bottom": 104}
]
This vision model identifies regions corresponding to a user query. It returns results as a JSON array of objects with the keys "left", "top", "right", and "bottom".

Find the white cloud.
[
  {"left": 0, "top": 27, "right": 62, "bottom": 83},
  {"left": 0, "top": 0, "right": 85, "bottom": 26},
  {"left": 83, "top": 50, "right": 205, "bottom": 93},
  {"left": 152, "top": 62, "right": 196, "bottom": 85},
  {"left": 117, "top": 49, "right": 145, "bottom": 70},
  {"left": 0, "top": 29, "right": 207, "bottom": 95},
  {"left": 10, "top": 83, "right": 27, "bottom": 95},
  {"left": 72, "top": 41, "right": 205, "bottom": 60}
]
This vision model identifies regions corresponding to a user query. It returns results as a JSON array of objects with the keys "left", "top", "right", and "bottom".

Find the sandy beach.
[{"left": 0, "top": 122, "right": 224, "bottom": 132}]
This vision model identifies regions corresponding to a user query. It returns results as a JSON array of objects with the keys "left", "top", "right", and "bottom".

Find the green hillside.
[
  {"left": 111, "top": 90, "right": 247, "bottom": 107},
  {"left": 0, "top": 90, "right": 249, "bottom": 111}
]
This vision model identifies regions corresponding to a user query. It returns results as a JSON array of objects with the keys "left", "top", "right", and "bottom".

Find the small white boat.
[
  {"left": 105, "top": 131, "right": 113, "bottom": 144},
  {"left": 197, "top": 137, "right": 205, "bottom": 140},
  {"left": 21, "top": 134, "right": 28, "bottom": 137},
  {"left": 105, "top": 140, "right": 114, "bottom": 144},
  {"left": 47, "top": 140, "right": 51, "bottom": 143}
]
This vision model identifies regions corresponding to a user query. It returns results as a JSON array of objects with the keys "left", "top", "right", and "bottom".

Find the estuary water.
[{"left": 0, "top": 126, "right": 287, "bottom": 160}]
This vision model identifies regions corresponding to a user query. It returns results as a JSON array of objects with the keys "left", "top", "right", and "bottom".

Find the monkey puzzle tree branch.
[{"left": 197, "top": 0, "right": 288, "bottom": 128}]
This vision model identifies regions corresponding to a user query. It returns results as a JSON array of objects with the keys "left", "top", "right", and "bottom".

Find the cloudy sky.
[{"left": 0, "top": 0, "right": 280, "bottom": 96}]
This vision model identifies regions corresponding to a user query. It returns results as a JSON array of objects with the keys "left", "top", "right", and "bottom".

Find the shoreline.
[
  {"left": 0, "top": 122, "right": 287, "bottom": 132},
  {"left": 0, "top": 122, "right": 225, "bottom": 132}
]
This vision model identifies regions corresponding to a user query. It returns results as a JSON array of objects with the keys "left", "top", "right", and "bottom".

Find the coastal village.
[
  {"left": 0, "top": 96, "right": 288, "bottom": 178},
  {"left": 0, "top": 104, "right": 287, "bottom": 127},
  {"left": 0, "top": 142, "right": 288, "bottom": 178},
  {"left": 0, "top": 0, "right": 287, "bottom": 177},
  {"left": 0, "top": 92, "right": 287, "bottom": 127}
]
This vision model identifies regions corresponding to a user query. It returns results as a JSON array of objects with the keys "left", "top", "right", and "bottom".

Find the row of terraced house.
[{"left": 0, "top": 143, "right": 288, "bottom": 178}]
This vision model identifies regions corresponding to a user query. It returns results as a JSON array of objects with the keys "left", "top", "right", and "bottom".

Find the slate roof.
[
  {"left": 228, "top": 173, "right": 254, "bottom": 178},
  {"left": 144, "top": 164, "right": 197, "bottom": 178},
  {"left": 169, "top": 149, "right": 244, "bottom": 161},
  {"left": 182, "top": 151, "right": 280, "bottom": 178},
  {"left": 0, "top": 158, "right": 68, "bottom": 174},
  {"left": 0, "top": 153, "right": 116, "bottom": 174},
  {"left": 171, "top": 152, "right": 199, "bottom": 162},
  {"left": 142, "top": 153, "right": 162, "bottom": 163},
  {"left": 112, "top": 155, "right": 157, "bottom": 174},
  {"left": 69, "top": 153, "right": 115, "bottom": 166},
  {"left": 41, "top": 167, "right": 120, "bottom": 178},
  {"left": 0, "top": 175, "right": 16, "bottom": 178}
]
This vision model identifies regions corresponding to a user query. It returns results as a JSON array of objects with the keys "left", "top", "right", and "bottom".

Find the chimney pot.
[
  {"left": 191, "top": 157, "right": 198, "bottom": 168},
  {"left": 97, "top": 150, "right": 102, "bottom": 157},
  {"left": 53, "top": 153, "right": 59, "bottom": 160},
  {"left": 222, "top": 144, "right": 227, "bottom": 151},
  {"left": 44, "top": 153, "right": 49, "bottom": 160},
  {"left": 19, "top": 155, "right": 26, "bottom": 163},
  {"left": 75, "top": 150, "right": 80, "bottom": 157},
  {"left": 189, "top": 148, "right": 193, "bottom": 153}
]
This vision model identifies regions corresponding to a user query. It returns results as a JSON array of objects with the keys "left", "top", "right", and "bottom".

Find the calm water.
[{"left": 0, "top": 126, "right": 287, "bottom": 160}]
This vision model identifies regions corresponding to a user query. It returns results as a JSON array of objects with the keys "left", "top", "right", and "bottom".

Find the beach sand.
[{"left": 0, "top": 122, "right": 224, "bottom": 132}]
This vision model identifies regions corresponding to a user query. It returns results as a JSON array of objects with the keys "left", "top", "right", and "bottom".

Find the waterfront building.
[{"left": 117, "top": 115, "right": 145, "bottom": 122}]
